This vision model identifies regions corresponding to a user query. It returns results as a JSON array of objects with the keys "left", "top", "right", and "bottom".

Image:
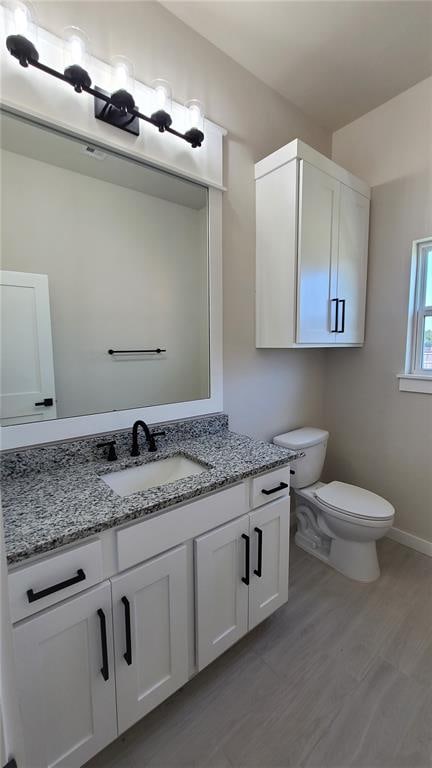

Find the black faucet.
[{"left": 131, "top": 420, "right": 166, "bottom": 456}]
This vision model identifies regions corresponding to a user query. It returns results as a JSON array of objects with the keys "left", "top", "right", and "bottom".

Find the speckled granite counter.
[{"left": 1, "top": 415, "right": 300, "bottom": 566}]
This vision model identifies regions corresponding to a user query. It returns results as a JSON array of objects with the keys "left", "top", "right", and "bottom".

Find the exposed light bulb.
[
  {"left": 111, "top": 56, "right": 134, "bottom": 96},
  {"left": 6, "top": 1, "right": 37, "bottom": 42},
  {"left": 151, "top": 79, "right": 172, "bottom": 115},
  {"left": 63, "top": 26, "right": 89, "bottom": 69},
  {"left": 186, "top": 100, "right": 204, "bottom": 132},
  {"left": 69, "top": 34, "right": 85, "bottom": 65},
  {"left": 115, "top": 63, "right": 128, "bottom": 89},
  {"left": 14, "top": 4, "right": 28, "bottom": 35}
]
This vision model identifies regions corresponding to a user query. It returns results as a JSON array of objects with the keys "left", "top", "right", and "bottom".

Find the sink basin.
[{"left": 101, "top": 455, "right": 207, "bottom": 497}]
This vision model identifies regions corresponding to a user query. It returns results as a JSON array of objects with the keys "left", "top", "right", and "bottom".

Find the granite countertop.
[{"left": 2, "top": 428, "right": 300, "bottom": 566}]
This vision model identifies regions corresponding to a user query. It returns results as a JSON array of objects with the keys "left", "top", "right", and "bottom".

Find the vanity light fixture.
[{"left": 4, "top": 3, "right": 205, "bottom": 147}]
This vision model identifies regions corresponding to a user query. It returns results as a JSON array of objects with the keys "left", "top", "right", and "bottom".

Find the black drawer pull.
[
  {"left": 97, "top": 608, "right": 109, "bottom": 681},
  {"left": 254, "top": 527, "right": 263, "bottom": 578},
  {"left": 241, "top": 533, "right": 250, "bottom": 585},
  {"left": 121, "top": 596, "right": 132, "bottom": 665},
  {"left": 27, "top": 568, "right": 86, "bottom": 603},
  {"left": 261, "top": 482, "right": 288, "bottom": 496}
]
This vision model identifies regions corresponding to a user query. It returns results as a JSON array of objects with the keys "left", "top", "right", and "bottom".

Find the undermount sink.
[{"left": 101, "top": 455, "right": 207, "bottom": 497}]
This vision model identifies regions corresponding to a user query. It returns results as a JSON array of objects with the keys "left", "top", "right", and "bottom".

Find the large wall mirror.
[{"left": 0, "top": 111, "right": 212, "bottom": 432}]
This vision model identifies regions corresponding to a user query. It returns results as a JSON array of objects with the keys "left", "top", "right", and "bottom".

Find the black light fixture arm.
[{"left": 5, "top": 34, "right": 205, "bottom": 148}]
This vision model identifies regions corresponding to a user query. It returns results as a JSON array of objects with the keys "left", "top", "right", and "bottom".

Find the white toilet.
[{"left": 274, "top": 427, "right": 395, "bottom": 582}]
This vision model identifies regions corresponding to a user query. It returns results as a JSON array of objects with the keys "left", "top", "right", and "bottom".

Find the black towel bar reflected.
[{"left": 108, "top": 348, "right": 166, "bottom": 355}]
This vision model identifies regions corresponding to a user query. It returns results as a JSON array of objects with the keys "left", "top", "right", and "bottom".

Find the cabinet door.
[
  {"left": 336, "top": 184, "right": 370, "bottom": 344},
  {"left": 297, "top": 160, "right": 340, "bottom": 344},
  {"left": 13, "top": 582, "right": 117, "bottom": 768},
  {"left": 249, "top": 496, "right": 290, "bottom": 630},
  {"left": 195, "top": 515, "right": 250, "bottom": 671},
  {"left": 112, "top": 546, "right": 189, "bottom": 734}
]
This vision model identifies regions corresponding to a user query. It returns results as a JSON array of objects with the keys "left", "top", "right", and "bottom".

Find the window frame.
[
  {"left": 411, "top": 239, "right": 432, "bottom": 375},
  {"left": 399, "top": 237, "right": 432, "bottom": 394}
]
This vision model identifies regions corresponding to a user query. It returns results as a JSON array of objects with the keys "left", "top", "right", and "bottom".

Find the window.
[
  {"left": 413, "top": 240, "right": 432, "bottom": 373},
  {"left": 399, "top": 238, "right": 432, "bottom": 393}
]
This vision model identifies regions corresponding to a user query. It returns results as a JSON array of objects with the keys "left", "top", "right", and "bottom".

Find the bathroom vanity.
[{"left": 2, "top": 415, "right": 298, "bottom": 768}]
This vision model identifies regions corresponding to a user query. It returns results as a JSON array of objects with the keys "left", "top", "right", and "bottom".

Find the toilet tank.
[{"left": 274, "top": 427, "right": 329, "bottom": 489}]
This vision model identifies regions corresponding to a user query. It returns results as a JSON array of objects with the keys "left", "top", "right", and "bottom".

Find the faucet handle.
[
  {"left": 151, "top": 431, "right": 166, "bottom": 438},
  {"left": 97, "top": 439, "right": 117, "bottom": 462}
]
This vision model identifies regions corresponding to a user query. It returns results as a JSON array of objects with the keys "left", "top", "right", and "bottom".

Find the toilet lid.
[{"left": 315, "top": 481, "right": 395, "bottom": 521}]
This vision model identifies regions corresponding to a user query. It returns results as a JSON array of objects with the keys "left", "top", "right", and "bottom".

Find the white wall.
[
  {"left": 1, "top": 148, "right": 209, "bottom": 419},
  {"left": 29, "top": 0, "right": 331, "bottom": 440},
  {"left": 326, "top": 77, "right": 432, "bottom": 543}
]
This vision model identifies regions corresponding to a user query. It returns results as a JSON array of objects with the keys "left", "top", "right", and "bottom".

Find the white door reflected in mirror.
[{"left": 0, "top": 271, "right": 57, "bottom": 425}]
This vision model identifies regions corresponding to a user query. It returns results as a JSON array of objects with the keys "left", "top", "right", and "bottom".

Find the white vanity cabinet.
[
  {"left": 13, "top": 581, "right": 117, "bottom": 768},
  {"left": 195, "top": 494, "right": 290, "bottom": 670},
  {"left": 255, "top": 139, "right": 370, "bottom": 348},
  {"left": 111, "top": 545, "right": 189, "bottom": 733},
  {"left": 10, "top": 469, "right": 291, "bottom": 768}
]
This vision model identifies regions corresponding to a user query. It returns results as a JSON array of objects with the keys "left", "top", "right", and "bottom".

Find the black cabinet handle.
[
  {"left": 97, "top": 609, "right": 109, "bottom": 681},
  {"left": 330, "top": 298, "right": 339, "bottom": 333},
  {"left": 261, "top": 482, "right": 288, "bottom": 496},
  {"left": 27, "top": 568, "right": 86, "bottom": 603},
  {"left": 121, "top": 596, "right": 132, "bottom": 665},
  {"left": 337, "top": 299, "right": 346, "bottom": 333},
  {"left": 34, "top": 397, "right": 53, "bottom": 407},
  {"left": 241, "top": 534, "right": 250, "bottom": 585},
  {"left": 254, "top": 527, "right": 263, "bottom": 577}
]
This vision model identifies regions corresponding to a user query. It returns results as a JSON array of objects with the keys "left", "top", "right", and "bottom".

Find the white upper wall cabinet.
[{"left": 255, "top": 139, "right": 370, "bottom": 348}]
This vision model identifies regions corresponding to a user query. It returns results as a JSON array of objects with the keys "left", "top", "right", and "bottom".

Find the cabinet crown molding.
[{"left": 255, "top": 138, "right": 370, "bottom": 199}]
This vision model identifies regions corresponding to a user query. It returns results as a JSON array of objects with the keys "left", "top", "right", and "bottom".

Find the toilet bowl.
[{"left": 274, "top": 428, "right": 395, "bottom": 582}]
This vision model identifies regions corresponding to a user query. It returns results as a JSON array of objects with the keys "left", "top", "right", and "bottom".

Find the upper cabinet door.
[
  {"left": 256, "top": 159, "right": 298, "bottom": 348},
  {"left": 249, "top": 496, "right": 290, "bottom": 630},
  {"left": 112, "top": 545, "right": 189, "bottom": 734},
  {"left": 195, "top": 515, "right": 250, "bottom": 671},
  {"left": 336, "top": 185, "right": 370, "bottom": 344},
  {"left": 297, "top": 161, "right": 340, "bottom": 344},
  {"left": 13, "top": 582, "right": 117, "bottom": 768}
]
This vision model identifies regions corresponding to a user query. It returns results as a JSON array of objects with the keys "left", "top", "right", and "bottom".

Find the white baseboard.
[{"left": 387, "top": 527, "right": 432, "bottom": 557}]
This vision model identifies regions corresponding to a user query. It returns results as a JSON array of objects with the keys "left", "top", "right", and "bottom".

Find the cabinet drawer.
[
  {"left": 250, "top": 466, "right": 290, "bottom": 509},
  {"left": 9, "top": 539, "right": 103, "bottom": 623},
  {"left": 117, "top": 483, "right": 248, "bottom": 571}
]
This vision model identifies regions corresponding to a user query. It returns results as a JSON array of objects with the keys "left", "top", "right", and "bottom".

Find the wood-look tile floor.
[{"left": 86, "top": 539, "right": 432, "bottom": 768}]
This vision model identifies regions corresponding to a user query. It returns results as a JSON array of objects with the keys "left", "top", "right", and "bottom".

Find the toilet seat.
[{"left": 315, "top": 481, "right": 394, "bottom": 522}]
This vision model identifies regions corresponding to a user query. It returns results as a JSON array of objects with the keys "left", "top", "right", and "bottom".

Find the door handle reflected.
[{"left": 34, "top": 398, "right": 53, "bottom": 407}]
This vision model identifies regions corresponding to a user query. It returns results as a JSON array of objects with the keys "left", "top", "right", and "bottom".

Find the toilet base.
[
  {"left": 295, "top": 529, "right": 381, "bottom": 582},
  {"left": 294, "top": 496, "right": 383, "bottom": 582},
  {"left": 328, "top": 538, "right": 380, "bottom": 582}
]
